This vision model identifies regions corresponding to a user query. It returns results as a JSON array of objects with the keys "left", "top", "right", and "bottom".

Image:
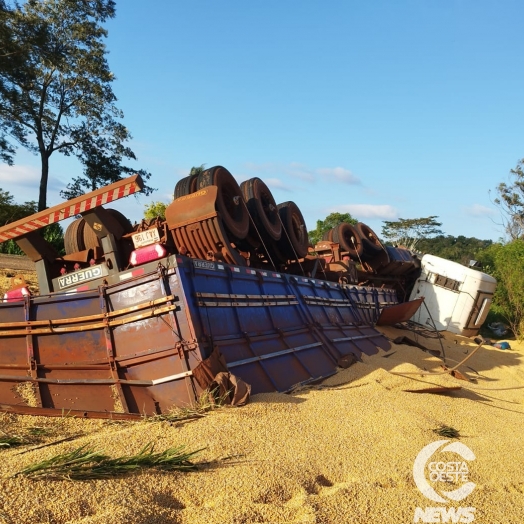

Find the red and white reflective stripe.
[
  {"left": 119, "top": 268, "right": 146, "bottom": 281},
  {"left": 3, "top": 286, "right": 30, "bottom": 302},
  {"left": 0, "top": 175, "right": 142, "bottom": 243},
  {"left": 48, "top": 183, "right": 137, "bottom": 225}
]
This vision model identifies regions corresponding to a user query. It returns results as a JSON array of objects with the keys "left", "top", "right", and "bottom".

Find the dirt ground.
[
  {"left": 0, "top": 262, "right": 522, "bottom": 523},
  {"left": 0, "top": 255, "right": 38, "bottom": 297}
]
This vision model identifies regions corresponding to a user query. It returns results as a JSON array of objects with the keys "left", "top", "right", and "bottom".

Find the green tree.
[
  {"left": 477, "top": 240, "right": 524, "bottom": 340},
  {"left": 0, "top": 0, "right": 152, "bottom": 210},
  {"left": 416, "top": 235, "right": 493, "bottom": 265},
  {"left": 0, "top": 0, "right": 48, "bottom": 164},
  {"left": 381, "top": 216, "right": 443, "bottom": 251},
  {"left": 189, "top": 164, "right": 206, "bottom": 176},
  {"left": 308, "top": 212, "right": 358, "bottom": 246},
  {"left": 493, "top": 159, "right": 524, "bottom": 240},
  {"left": 144, "top": 201, "right": 168, "bottom": 221},
  {"left": 0, "top": 188, "right": 36, "bottom": 225},
  {"left": 60, "top": 134, "right": 154, "bottom": 200}
]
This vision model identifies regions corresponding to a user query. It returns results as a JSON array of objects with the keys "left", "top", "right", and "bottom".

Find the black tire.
[
  {"left": 321, "top": 228, "right": 334, "bottom": 242},
  {"left": 265, "top": 239, "right": 288, "bottom": 267},
  {"left": 355, "top": 222, "right": 382, "bottom": 255},
  {"left": 64, "top": 218, "right": 85, "bottom": 254},
  {"left": 234, "top": 229, "right": 262, "bottom": 252},
  {"left": 189, "top": 174, "right": 199, "bottom": 193},
  {"left": 196, "top": 166, "right": 249, "bottom": 240},
  {"left": 106, "top": 208, "right": 134, "bottom": 235},
  {"left": 332, "top": 223, "right": 364, "bottom": 258},
  {"left": 276, "top": 201, "right": 309, "bottom": 260},
  {"left": 174, "top": 174, "right": 199, "bottom": 199},
  {"left": 240, "top": 177, "right": 281, "bottom": 242}
]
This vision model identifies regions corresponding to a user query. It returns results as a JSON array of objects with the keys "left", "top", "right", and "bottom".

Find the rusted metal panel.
[{"left": 376, "top": 297, "right": 425, "bottom": 326}]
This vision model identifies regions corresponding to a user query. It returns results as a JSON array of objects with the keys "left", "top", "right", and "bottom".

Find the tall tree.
[
  {"left": 381, "top": 216, "right": 443, "bottom": 251},
  {"left": 493, "top": 159, "right": 524, "bottom": 240},
  {"left": 60, "top": 133, "right": 154, "bottom": 200},
  {"left": 308, "top": 212, "right": 358, "bottom": 246},
  {"left": 0, "top": 0, "right": 152, "bottom": 210},
  {"left": 477, "top": 240, "right": 524, "bottom": 340},
  {"left": 0, "top": 0, "right": 48, "bottom": 164}
]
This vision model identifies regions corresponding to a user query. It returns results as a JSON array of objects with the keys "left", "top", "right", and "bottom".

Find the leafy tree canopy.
[
  {"left": 0, "top": 187, "right": 36, "bottom": 225},
  {"left": 492, "top": 159, "right": 524, "bottom": 240},
  {"left": 415, "top": 235, "right": 493, "bottom": 266},
  {"left": 144, "top": 201, "right": 168, "bottom": 221},
  {"left": 477, "top": 240, "right": 524, "bottom": 340},
  {"left": 60, "top": 134, "right": 154, "bottom": 200},
  {"left": 308, "top": 212, "right": 358, "bottom": 246},
  {"left": 0, "top": 0, "right": 153, "bottom": 210},
  {"left": 189, "top": 164, "right": 206, "bottom": 176},
  {"left": 381, "top": 216, "right": 443, "bottom": 251}
]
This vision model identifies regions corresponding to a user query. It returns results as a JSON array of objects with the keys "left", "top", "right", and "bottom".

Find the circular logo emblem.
[{"left": 413, "top": 440, "right": 476, "bottom": 503}]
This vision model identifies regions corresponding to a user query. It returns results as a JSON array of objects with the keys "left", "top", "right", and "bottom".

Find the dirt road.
[{"left": 0, "top": 254, "right": 35, "bottom": 271}]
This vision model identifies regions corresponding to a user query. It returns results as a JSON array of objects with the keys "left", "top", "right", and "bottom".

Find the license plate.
[{"left": 131, "top": 228, "right": 160, "bottom": 248}]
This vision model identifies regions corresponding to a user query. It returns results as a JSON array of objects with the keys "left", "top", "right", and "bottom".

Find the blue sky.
[{"left": 1, "top": 0, "right": 524, "bottom": 242}]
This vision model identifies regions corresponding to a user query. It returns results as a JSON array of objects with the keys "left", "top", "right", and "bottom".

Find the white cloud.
[
  {"left": 0, "top": 163, "right": 68, "bottom": 207},
  {"left": 285, "top": 163, "right": 315, "bottom": 182},
  {"left": 316, "top": 167, "right": 361, "bottom": 185},
  {"left": 0, "top": 164, "right": 40, "bottom": 186},
  {"left": 464, "top": 204, "right": 497, "bottom": 217},
  {"left": 242, "top": 162, "right": 361, "bottom": 186},
  {"left": 264, "top": 177, "right": 292, "bottom": 192},
  {"left": 330, "top": 204, "right": 398, "bottom": 219}
]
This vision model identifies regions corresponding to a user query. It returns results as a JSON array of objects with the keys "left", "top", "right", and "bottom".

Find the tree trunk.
[{"left": 39, "top": 153, "right": 49, "bottom": 211}]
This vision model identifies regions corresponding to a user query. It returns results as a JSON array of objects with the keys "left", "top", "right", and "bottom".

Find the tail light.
[{"left": 129, "top": 243, "right": 167, "bottom": 266}]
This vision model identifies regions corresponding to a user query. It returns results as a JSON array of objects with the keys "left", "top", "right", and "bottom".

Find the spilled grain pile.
[{"left": 0, "top": 326, "right": 522, "bottom": 523}]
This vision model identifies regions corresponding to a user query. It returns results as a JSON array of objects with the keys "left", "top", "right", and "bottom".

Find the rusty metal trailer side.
[{"left": 0, "top": 255, "right": 396, "bottom": 417}]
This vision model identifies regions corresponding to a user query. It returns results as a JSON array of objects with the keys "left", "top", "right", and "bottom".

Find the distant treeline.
[{"left": 406, "top": 235, "right": 494, "bottom": 267}]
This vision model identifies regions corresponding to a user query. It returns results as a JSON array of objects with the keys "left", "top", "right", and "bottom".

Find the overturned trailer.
[{"left": 0, "top": 168, "right": 492, "bottom": 418}]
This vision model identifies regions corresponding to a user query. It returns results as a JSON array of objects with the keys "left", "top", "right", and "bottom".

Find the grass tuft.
[
  {"left": 148, "top": 387, "right": 229, "bottom": 423},
  {"left": 0, "top": 432, "right": 26, "bottom": 448},
  {"left": 13, "top": 443, "right": 204, "bottom": 480},
  {"left": 432, "top": 425, "right": 460, "bottom": 438}
]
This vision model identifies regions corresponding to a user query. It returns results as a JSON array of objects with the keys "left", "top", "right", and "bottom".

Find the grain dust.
[{"left": 0, "top": 326, "right": 521, "bottom": 523}]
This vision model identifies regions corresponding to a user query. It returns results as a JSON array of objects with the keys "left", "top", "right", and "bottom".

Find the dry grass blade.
[
  {"left": 432, "top": 425, "right": 460, "bottom": 438},
  {"left": 13, "top": 443, "right": 204, "bottom": 480},
  {"left": 149, "top": 387, "right": 229, "bottom": 423}
]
